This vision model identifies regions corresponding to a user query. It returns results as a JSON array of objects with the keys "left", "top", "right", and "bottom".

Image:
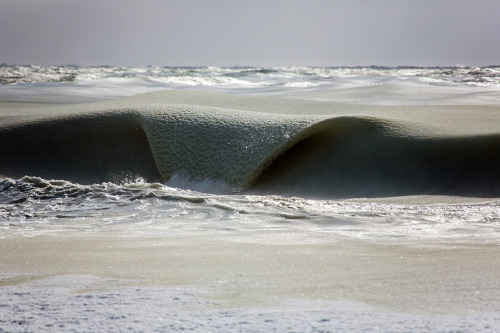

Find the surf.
[{"left": 1, "top": 101, "right": 498, "bottom": 198}]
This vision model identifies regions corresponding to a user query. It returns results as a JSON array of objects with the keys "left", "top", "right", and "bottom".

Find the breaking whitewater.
[{"left": 1, "top": 65, "right": 499, "bottom": 332}]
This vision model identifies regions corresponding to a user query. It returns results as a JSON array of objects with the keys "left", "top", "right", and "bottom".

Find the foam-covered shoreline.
[{"left": 1, "top": 233, "right": 500, "bottom": 331}]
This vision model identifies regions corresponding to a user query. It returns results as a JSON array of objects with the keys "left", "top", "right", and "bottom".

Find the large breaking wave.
[{"left": 1, "top": 104, "right": 498, "bottom": 198}]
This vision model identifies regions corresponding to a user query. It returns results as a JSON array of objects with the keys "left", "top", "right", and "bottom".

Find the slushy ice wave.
[
  {"left": 1, "top": 104, "right": 498, "bottom": 197},
  {"left": 0, "top": 102, "right": 498, "bottom": 240},
  {"left": 0, "top": 66, "right": 499, "bottom": 240}
]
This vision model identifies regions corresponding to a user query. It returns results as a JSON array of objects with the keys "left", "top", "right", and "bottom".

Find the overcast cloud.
[{"left": 1, "top": 0, "right": 499, "bottom": 67}]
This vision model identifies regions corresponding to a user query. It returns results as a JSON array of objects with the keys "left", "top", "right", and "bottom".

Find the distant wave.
[
  {"left": 1, "top": 104, "right": 499, "bottom": 198},
  {"left": 2, "top": 65, "right": 500, "bottom": 87}
]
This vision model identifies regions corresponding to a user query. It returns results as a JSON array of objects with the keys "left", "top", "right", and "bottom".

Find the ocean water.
[
  {"left": 1, "top": 65, "right": 499, "bottom": 240},
  {"left": 1, "top": 65, "right": 500, "bottom": 331}
]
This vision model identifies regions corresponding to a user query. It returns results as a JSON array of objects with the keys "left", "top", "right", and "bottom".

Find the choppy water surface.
[
  {"left": 2, "top": 64, "right": 500, "bottom": 87},
  {"left": 1, "top": 176, "right": 498, "bottom": 241}
]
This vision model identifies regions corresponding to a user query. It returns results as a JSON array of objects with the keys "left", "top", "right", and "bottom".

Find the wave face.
[
  {"left": 1, "top": 104, "right": 498, "bottom": 198},
  {"left": 0, "top": 110, "right": 161, "bottom": 184}
]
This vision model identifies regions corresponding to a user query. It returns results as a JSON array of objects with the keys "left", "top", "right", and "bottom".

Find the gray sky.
[{"left": 1, "top": 0, "right": 499, "bottom": 67}]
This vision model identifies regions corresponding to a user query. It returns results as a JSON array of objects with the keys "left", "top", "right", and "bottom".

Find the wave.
[
  {"left": 3, "top": 65, "right": 500, "bottom": 87},
  {"left": 1, "top": 104, "right": 499, "bottom": 198}
]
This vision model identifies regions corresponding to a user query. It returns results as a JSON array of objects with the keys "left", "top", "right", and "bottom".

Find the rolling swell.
[{"left": 0, "top": 104, "right": 499, "bottom": 198}]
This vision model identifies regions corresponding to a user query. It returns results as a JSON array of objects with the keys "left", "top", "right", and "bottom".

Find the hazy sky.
[{"left": 1, "top": 0, "right": 499, "bottom": 67}]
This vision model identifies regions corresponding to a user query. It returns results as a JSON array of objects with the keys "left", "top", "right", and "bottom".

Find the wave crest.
[{"left": 1, "top": 104, "right": 499, "bottom": 198}]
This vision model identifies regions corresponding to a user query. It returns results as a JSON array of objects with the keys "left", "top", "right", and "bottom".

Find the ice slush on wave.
[{"left": 1, "top": 97, "right": 498, "bottom": 199}]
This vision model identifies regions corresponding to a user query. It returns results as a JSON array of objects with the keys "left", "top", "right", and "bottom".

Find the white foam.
[
  {"left": 1, "top": 274, "right": 499, "bottom": 332},
  {"left": 165, "top": 173, "right": 236, "bottom": 194}
]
